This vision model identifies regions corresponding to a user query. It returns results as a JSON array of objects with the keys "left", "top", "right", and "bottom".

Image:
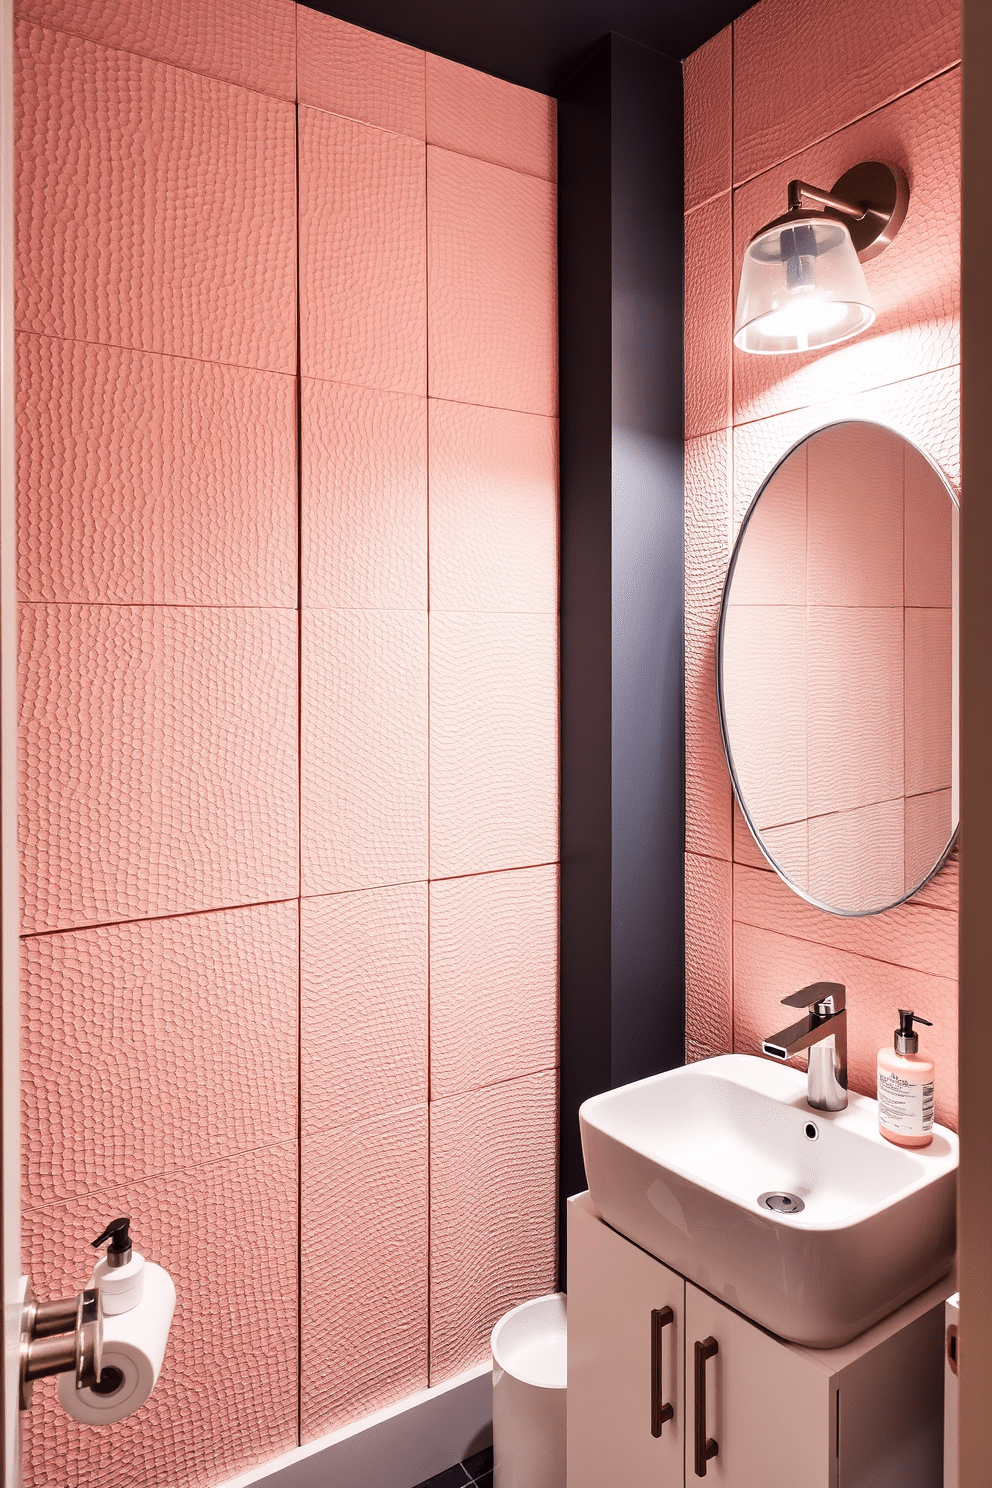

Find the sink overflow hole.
[
  {"left": 804, "top": 1121, "right": 819, "bottom": 1140},
  {"left": 759, "top": 1191, "right": 806, "bottom": 1215}
]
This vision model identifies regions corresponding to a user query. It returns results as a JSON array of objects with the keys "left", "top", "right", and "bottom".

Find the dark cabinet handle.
[
  {"left": 694, "top": 1336, "right": 719, "bottom": 1476},
  {"left": 650, "top": 1306, "right": 674, "bottom": 1436}
]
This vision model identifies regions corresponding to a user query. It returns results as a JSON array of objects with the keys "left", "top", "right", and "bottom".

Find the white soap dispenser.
[{"left": 90, "top": 1216, "right": 145, "bottom": 1315}]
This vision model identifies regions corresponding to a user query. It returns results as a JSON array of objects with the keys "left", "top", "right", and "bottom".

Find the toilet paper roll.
[{"left": 58, "top": 1260, "right": 176, "bottom": 1425}]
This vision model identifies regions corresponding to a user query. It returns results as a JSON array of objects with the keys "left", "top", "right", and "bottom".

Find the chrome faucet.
[{"left": 762, "top": 982, "right": 847, "bottom": 1111}]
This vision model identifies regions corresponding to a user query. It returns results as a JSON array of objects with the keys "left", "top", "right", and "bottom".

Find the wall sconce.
[{"left": 733, "top": 161, "right": 909, "bottom": 355}]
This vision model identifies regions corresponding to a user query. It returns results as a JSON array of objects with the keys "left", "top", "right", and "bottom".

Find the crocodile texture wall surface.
[
  {"left": 17, "top": 5, "right": 558, "bottom": 1482},
  {"left": 683, "top": 0, "right": 961, "bottom": 1127}
]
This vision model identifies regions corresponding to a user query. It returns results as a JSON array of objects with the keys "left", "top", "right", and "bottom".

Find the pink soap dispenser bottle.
[{"left": 877, "top": 1009, "right": 935, "bottom": 1148}]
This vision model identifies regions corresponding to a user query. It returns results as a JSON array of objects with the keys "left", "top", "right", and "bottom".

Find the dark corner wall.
[{"left": 558, "top": 33, "right": 686, "bottom": 1280}]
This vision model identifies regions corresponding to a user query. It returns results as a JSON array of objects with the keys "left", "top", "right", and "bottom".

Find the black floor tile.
[
  {"left": 462, "top": 1447, "right": 494, "bottom": 1479},
  {"left": 473, "top": 1473, "right": 493, "bottom": 1488},
  {"left": 412, "top": 1467, "right": 471, "bottom": 1488}
]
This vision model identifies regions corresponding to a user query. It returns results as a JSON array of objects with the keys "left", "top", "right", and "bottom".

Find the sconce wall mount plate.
[{"left": 734, "top": 160, "right": 910, "bottom": 356}]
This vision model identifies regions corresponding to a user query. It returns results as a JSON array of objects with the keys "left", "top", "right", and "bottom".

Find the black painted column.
[{"left": 558, "top": 33, "right": 685, "bottom": 1280}]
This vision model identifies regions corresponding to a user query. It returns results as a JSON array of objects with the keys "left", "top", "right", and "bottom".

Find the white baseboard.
[{"left": 219, "top": 1362, "right": 493, "bottom": 1488}]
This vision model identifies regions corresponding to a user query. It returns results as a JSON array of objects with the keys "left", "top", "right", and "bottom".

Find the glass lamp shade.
[{"left": 734, "top": 216, "right": 876, "bottom": 355}]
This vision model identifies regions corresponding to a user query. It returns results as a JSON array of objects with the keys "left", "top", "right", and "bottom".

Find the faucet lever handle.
[{"left": 780, "top": 981, "right": 846, "bottom": 1012}]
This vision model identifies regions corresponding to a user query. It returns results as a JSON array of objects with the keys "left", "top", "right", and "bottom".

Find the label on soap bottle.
[{"left": 877, "top": 1070, "right": 935, "bottom": 1135}]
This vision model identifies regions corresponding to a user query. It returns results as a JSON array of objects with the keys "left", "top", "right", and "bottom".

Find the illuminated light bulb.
[{"left": 734, "top": 217, "right": 875, "bottom": 355}]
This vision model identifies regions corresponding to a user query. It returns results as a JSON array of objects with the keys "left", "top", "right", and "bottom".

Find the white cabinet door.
[
  {"left": 567, "top": 1199, "right": 685, "bottom": 1488},
  {"left": 684, "top": 1282, "right": 835, "bottom": 1488}
]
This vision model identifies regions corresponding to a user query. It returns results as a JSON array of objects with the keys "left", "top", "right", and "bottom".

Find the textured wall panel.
[
  {"left": 299, "top": 105, "right": 426, "bottom": 394},
  {"left": 733, "top": 798, "right": 768, "bottom": 870},
  {"left": 806, "top": 608, "right": 904, "bottom": 816},
  {"left": 429, "top": 611, "right": 558, "bottom": 878},
  {"left": 426, "top": 53, "right": 556, "bottom": 181},
  {"left": 21, "top": 1143, "right": 298, "bottom": 1488},
  {"left": 428, "top": 400, "right": 558, "bottom": 614},
  {"left": 430, "top": 866, "right": 558, "bottom": 1099},
  {"left": 685, "top": 852, "right": 733, "bottom": 1061},
  {"left": 721, "top": 605, "right": 808, "bottom": 832},
  {"left": 905, "top": 443, "right": 956, "bottom": 606},
  {"left": 915, "top": 850, "right": 958, "bottom": 910},
  {"left": 301, "top": 884, "right": 427, "bottom": 1132},
  {"left": 17, "top": 332, "right": 297, "bottom": 606},
  {"left": 684, "top": 26, "right": 732, "bottom": 211},
  {"left": 685, "top": 603, "right": 732, "bottom": 862},
  {"left": 19, "top": 604, "right": 298, "bottom": 934},
  {"left": 302, "top": 608, "right": 429, "bottom": 894},
  {"left": 13, "top": 0, "right": 296, "bottom": 98},
  {"left": 733, "top": 921, "right": 958, "bottom": 1129},
  {"left": 905, "top": 606, "right": 954, "bottom": 797},
  {"left": 302, "top": 1107, "right": 428, "bottom": 1439},
  {"left": 732, "top": 366, "right": 961, "bottom": 533},
  {"left": 730, "top": 443, "right": 807, "bottom": 606},
  {"left": 906, "top": 790, "right": 955, "bottom": 890},
  {"left": 297, "top": 7, "right": 426, "bottom": 138},
  {"left": 806, "top": 799, "right": 907, "bottom": 915},
  {"left": 732, "top": 70, "right": 960, "bottom": 426},
  {"left": 15, "top": 22, "right": 297, "bottom": 372},
  {"left": 733, "top": 0, "right": 960, "bottom": 184},
  {"left": 685, "top": 429, "right": 732, "bottom": 616},
  {"left": 22, "top": 902, "right": 297, "bottom": 1207},
  {"left": 429, "top": 1070, "right": 557, "bottom": 1383},
  {"left": 302, "top": 380, "right": 428, "bottom": 610},
  {"left": 806, "top": 424, "right": 905, "bottom": 606},
  {"left": 427, "top": 146, "right": 557, "bottom": 417},
  {"left": 685, "top": 192, "right": 733, "bottom": 438}
]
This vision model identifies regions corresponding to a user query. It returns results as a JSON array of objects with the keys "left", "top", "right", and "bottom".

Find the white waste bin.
[{"left": 491, "top": 1293, "right": 566, "bottom": 1488}]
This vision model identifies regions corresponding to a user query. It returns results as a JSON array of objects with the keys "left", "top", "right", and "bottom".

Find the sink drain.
[{"left": 759, "top": 1191, "right": 805, "bottom": 1215}]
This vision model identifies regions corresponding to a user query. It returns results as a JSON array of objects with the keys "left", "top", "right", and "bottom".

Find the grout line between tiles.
[{"left": 19, "top": 894, "right": 302, "bottom": 941}]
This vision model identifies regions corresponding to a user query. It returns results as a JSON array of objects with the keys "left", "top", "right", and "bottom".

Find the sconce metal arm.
[{"left": 787, "top": 178, "right": 867, "bottom": 221}]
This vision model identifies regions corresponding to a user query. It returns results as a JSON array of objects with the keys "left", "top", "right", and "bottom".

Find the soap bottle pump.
[
  {"left": 90, "top": 1217, "right": 145, "bottom": 1315},
  {"left": 877, "top": 1010, "right": 935, "bottom": 1148}
]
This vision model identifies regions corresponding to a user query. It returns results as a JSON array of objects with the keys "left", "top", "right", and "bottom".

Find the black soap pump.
[
  {"left": 877, "top": 1010, "right": 935, "bottom": 1148},
  {"left": 91, "top": 1216, "right": 146, "bottom": 1314}
]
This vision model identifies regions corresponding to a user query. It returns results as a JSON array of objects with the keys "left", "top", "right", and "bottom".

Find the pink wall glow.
[
  {"left": 16, "top": 4, "right": 558, "bottom": 1483},
  {"left": 683, "top": 0, "right": 960, "bottom": 1127}
]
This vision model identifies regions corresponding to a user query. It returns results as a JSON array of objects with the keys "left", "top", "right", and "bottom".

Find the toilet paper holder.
[{"left": 19, "top": 1281, "right": 103, "bottom": 1410}]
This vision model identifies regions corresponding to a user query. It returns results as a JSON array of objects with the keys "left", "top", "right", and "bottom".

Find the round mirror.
[{"left": 718, "top": 420, "right": 958, "bottom": 916}]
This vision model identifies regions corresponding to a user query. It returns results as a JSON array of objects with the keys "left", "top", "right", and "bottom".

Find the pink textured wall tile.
[
  {"left": 19, "top": 604, "right": 298, "bottom": 934},
  {"left": 686, "top": 604, "right": 732, "bottom": 861},
  {"left": 685, "top": 852, "right": 732, "bottom": 1061},
  {"left": 733, "top": 798, "right": 769, "bottom": 870},
  {"left": 807, "top": 799, "right": 907, "bottom": 915},
  {"left": 14, "top": 0, "right": 296, "bottom": 98},
  {"left": 734, "top": 859, "right": 957, "bottom": 981},
  {"left": 729, "top": 442, "right": 807, "bottom": 606},
  {"left": 905, "top": 607, "right": 953, "bottom": 797},
  {"left": 22, "top": 1144, "right": 298, "bottom": 1488},
  {"left": 759, "top": 820, "right": 809, "bottom": 887},
  {"left": 685, "top": 429, "right": 732, "bottom": 614},
  {"left": 17, "top": 333, "right": 297, "bottom": 606},
  {"left": 684, "top": 26, "right": 732, "bottom": 211},
  {"left": 806, "top": 607, "right": 904, "bottom": 816},
  {"left": 721, "top": 605, "right": 807, "bottom": 832},
  {"left": 906, "top": 790, "right": 955, "bottom": 890},
  {"left": 733, "top": 0, "right": 960, "bottom": 184},
  {"left": 15, "top": 22, "right": 297, "bottom": 372},
  {"left": 302, "top": 1107, "right": 428, "bottom": 1438},
  {"left": 807, "top": 423, "right": 905, "bottom": 607},
  {"left": 301, "top": 884, "right": 427, "bottom": 1131},
  {"left": 301, "top": 608, "right": 428, "bottom": 894},
  {"left": 429, "top": 612, "right": 558, "bottom": 878},
  {"left": 914, "top": 846, "right": 958, "bottom": 910},
  {"left": 428, "top": 146, "right": 557, "bottom": 416},
  {"left": 299, "top": 105, "right": 426, "bottom": 393},
  {"left": 302, "top": 379, "right": 428, "bottom": 610},
  {"left": 686, "top": 192, "right": 733, "bottom": 438},
  {"left": 429, "top": 400, "right": 558, "bottom": 613},
  {"left": 732, "top": 368, "right": 961, "bottom": 533},
  {"left": 905, "top": 443, "right": 956, "bottom": 607},
  {"left": 426, "top": 53, "right": 556, "bottom": 181},
  {"left": 297, "top": 8, "right": 425, "bottom": 138},
  {"left": 22, "top": 902, "right": 297, "bottom": 1207},
  {"left": 733, "top": 921, "right": 957, "bottom": 1128},
  {"left": 732, "top": 70, "right": 960, "bottom": 426},
  {"left": 430, "top": 866, "right": 558, "bottom": 1098},
  {"left": 429, "top": 1070, "right": 557, "bottom": 1383}
]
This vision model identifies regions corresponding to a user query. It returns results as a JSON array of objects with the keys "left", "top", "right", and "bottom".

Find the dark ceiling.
[{"left": 298, "top": 0, "right": 756, "bottom": 94}]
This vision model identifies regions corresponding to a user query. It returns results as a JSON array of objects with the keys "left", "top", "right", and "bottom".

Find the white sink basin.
[{"left": 579, "top": 1053, "right": 957, "bottom": 1347}]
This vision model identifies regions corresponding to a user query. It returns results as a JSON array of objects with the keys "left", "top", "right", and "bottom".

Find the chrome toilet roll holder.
[{"left": 19, "top": 1219, "right": 131, "bottom": 1410}]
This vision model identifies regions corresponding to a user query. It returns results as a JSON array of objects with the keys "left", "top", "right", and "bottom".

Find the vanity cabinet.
[{"left": 567, "top": 1193, "right": 948, "bottom": 1488}]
